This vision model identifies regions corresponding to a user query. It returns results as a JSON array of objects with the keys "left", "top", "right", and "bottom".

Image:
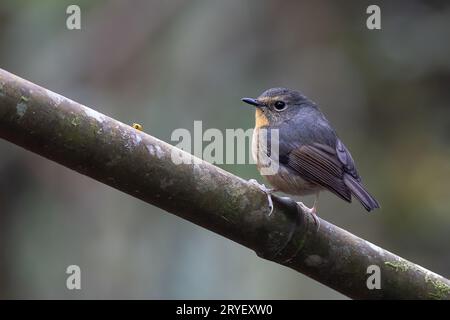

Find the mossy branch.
[{"left": 0, "top": 68, "right": 448, "bottom": 299}]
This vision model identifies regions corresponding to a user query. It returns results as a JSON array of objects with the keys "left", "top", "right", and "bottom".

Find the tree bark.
[{"left": 0, "top": 68, "right": 448, "bottom": 299}]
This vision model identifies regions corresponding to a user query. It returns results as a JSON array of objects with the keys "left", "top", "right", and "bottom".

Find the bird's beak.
[{"left": 241, "top": 97, "right": 262, "bottom": 107}]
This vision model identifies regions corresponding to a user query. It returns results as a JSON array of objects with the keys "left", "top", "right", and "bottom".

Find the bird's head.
[{"left": 242, "top": 87, "right": 315, "bottom": 128}]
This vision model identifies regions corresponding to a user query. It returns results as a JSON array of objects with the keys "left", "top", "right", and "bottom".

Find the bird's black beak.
[{"left": 241, "top": 97, "right": 262, "bottom": 107}]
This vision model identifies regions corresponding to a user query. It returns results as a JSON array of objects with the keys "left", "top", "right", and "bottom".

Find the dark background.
[{"left": 0, "top": 0, "right": 449, "bottom": 299}]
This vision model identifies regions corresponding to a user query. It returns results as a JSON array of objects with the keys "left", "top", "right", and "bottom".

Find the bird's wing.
[
  {"left": 274, "top": 108, "right": 371, "bottom": 203},
  {"left": 285, "top": 142, "right": 352, "bottom": 202},
  {"left": 335, "top": 138, "right": 360, "bottom": 181},
  {"left": 275, "top": 111, "right": 378, "bottom": 210}
]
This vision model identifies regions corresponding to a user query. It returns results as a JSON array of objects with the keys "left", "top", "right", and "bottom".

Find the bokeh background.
[{"left": 0, "top": 0, "right": 449, "bottom": 299}]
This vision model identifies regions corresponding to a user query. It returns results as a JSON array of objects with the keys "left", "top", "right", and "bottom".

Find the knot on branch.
[{"left": 255, "top": 195, "right": 318, "bottom": 263}]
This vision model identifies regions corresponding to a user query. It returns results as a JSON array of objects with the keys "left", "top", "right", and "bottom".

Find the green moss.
[
  {"left": 384, "top": 260, "right": 410, "bottom": 272},
  {"left": 71, "top": 116, "right": 81, "bottom": 127},
  {"left": 425, "top": 275, "right": 450, "bottom": 300},
  {"left": 292, "top": 233, "right": 306, "bottom": 250}
]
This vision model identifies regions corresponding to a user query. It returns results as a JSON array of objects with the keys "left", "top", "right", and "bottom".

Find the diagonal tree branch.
[{"left": 0, "top": 68, "right": 448, "bottom": 300}]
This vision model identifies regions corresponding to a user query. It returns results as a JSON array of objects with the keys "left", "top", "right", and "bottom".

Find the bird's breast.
[
  {"left": 252, "top": 125, "right": 322, "bottom": 196},
  {"left": 251, "top": 126, "right": 260, "bottom": 165},
  {"left": 263, "top": 165, "right": 322, "bottom": 196},
  {"left": 255, "top": 109, "right": 269, "bottom": 128}
]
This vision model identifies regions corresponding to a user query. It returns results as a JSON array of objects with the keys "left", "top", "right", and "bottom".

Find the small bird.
[{"left": 242, "top": 88, "right": 380, "bottom": 224}]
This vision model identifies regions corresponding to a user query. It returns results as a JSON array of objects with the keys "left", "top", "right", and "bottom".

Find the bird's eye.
[{"left": 274, "top": 101, "right": 287, "bottom": 111}]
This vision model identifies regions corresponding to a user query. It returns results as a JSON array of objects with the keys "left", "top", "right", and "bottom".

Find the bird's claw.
[
  {"left": 296, "top": 201, "right": 320, "bottom": 231},
  {"left": 266, "top": 192, "right": 274, "bottom": 216},
  {"left": 248, "top": 179, "right": 274, "bottom": 216}
]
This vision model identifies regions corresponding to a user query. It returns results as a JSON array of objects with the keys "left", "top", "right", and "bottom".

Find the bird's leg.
[
  {"left": 248, "top": 179, "right": 276, "bottom": 216},
  {"left": 312, "top": 192, "right": 319, "bottom": 214},
  {"left": 296, "top": 192, "right": 320, "bottom": 230}
]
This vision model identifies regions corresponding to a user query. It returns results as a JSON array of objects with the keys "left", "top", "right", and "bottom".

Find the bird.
[{"left": 242, "top": 87, "right": 380, "bottom": 225}]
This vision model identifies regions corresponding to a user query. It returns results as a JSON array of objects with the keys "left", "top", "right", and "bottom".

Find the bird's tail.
[{"left": 344, "top": 174, "right": 380, "bottom": 212}]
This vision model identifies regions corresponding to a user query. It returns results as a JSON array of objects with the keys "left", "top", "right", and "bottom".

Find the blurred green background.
[{"left": 0, "top": 0, "right": 449, "bottom": 299}]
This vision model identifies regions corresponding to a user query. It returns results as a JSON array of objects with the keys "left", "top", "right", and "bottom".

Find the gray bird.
[{"left": 242, "top": 88, "right": 380, "bottom": 224}]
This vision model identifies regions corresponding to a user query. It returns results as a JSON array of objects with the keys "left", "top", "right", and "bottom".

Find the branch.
[{"left": 0, "top": 68, "right": 448, "bottom": 300}]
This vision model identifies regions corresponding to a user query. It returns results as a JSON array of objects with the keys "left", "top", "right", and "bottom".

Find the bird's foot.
[
  {"left": 296, "top": 202, "right": 320, "bottom": 231},
  {"left": 248, "top": 179, "right": 275, "bottom": 216}
]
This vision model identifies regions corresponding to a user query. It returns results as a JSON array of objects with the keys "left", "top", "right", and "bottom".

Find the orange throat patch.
[{"left": 255, "top": 109, "right": 269, "bottom": 128}]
